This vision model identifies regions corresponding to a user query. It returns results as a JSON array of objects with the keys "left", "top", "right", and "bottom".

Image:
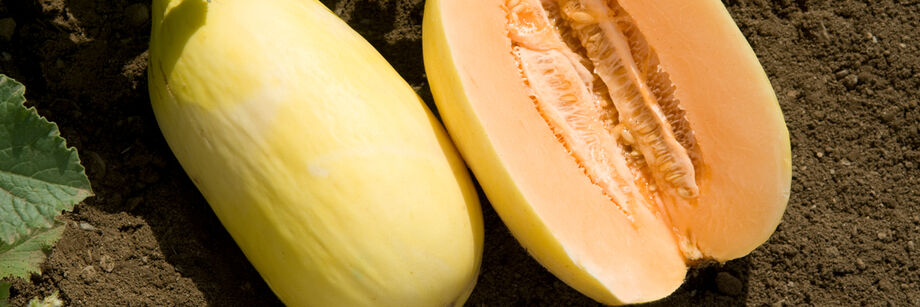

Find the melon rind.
[{"left": 149, "top": 1, "right": 483, "bottom": 306}]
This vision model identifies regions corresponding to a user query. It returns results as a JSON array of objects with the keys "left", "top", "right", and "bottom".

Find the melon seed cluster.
[{"left": 505, "top": 0, "right": 702, "bottom": 217}]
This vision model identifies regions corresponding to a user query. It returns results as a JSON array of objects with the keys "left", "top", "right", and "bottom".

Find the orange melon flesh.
[{"left": 423, "top": 0, "right": 791, "bottom": 304}]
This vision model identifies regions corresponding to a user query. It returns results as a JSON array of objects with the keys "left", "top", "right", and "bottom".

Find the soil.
[{"left": 1, "top": 0, "right": 918, "bottom": 306}]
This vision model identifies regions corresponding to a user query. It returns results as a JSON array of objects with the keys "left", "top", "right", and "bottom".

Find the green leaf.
[
  {"left": 0, "top": 74, "right": 91, "bottom": 281},
  {"left": 0, "top": 223, "right": 64, "bottom": 280},
  {"left": 0, "top": 280, "right": 9, "bottom": 307},
  {"left": 0, "top": 74, "right": 91, "bottom": 246}
]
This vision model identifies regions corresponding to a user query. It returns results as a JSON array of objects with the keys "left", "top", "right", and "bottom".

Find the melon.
[
  {"left": 423, "top": 0, "right": 791, "bottom": 304},
  {"left": 148, "top": 0, "right": 483, "bottom": 306}
]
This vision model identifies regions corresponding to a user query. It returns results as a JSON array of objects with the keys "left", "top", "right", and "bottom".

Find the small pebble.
[
  {"left": 826, "top": 246, "right": 840, "bottom": 257},
  {"left": 78, "top": 222, "right": 96, "bottom": 231},
  {"left": 843, "top": 74, "right": 859, "bottom": 89},
  {"left": 877, "top": 231, "right": 888, "bottom": 241},
  {"left": 881, "top": 109, "right": 898, "bottom": 122},
  {"left": 835, "top": 69, "right": 850, "bottom": 79},
  {"left": 80, "top": 265, "right": 97, "bottom": 283},
  {"left": 715, "top": 272, "right": 743, "bottom": 296},
  {"left": 878, "top": 279, "right": 894, "bottom": 292},
  {"left": 0, "top": 18, "right": 15, "bottom": 41},
  {"left": 908, "top": 241, "right": 915, "bottom": 251},
  {"left": 816, "top": 151, "right": 824, "bottom": 158},
  {"left": 856, "top": 258, "right": 867, "bottom": 270},
  {"left": 100, "top": 255, "right": 115, "bottom": 273},
  {"left": 812, "top": 110, "right": 825, "bottom": 119}
]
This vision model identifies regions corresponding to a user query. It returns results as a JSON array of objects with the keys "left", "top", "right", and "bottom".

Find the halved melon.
[{"left": 423, "top": 0, "right": 791, "bottom": 304}]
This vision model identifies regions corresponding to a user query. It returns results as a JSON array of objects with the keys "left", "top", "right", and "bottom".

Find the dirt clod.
[
  {"left": 99, "top": 255, "right": 115, "bottom": 273},
  {"left": 843, "top": 74, "right": 859, "bottom": 89},
  {"left": 715, "top": 272, "right": 744, "bottom": 296},
  {"left": 79, "top": 266, "right": 97, "bottom": 284}
]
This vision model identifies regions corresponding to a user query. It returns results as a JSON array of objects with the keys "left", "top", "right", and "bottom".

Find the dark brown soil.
[{"left": 1, "top": 0, "right": 918, "bottom": 306}]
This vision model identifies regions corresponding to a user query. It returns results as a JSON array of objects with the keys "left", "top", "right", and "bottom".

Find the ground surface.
[{"left": 1, "top": 0, "right": 918, "bottom": 306}]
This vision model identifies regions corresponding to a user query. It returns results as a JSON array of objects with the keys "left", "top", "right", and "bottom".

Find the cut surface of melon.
[{"left": 424, "top": 0, "right": 791, "bottom": 304}]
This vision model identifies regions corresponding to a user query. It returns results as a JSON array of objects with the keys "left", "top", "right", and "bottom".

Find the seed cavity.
[{"left": 505, "top": 0, "right": 702, "bottom": 212}]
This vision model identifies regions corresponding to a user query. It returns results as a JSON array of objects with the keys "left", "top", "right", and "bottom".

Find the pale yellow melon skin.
[{"left": 148, "top": 1, "right": 483, "bottom": 306}]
